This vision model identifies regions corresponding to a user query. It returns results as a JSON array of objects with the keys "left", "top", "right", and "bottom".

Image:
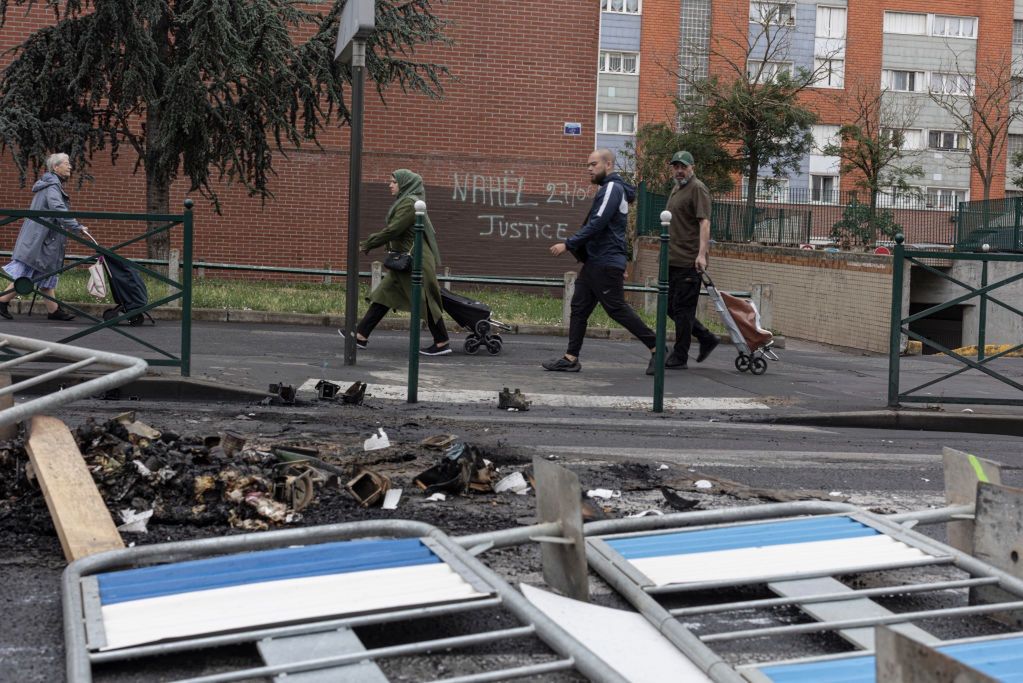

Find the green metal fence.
[
  {"left": 956, "top": 196, "right": 1023, "bottom": 253},
  {"left": 0, "top": 201, "right": 194, "bottom": 375},
  {"left": 637, "top": 184, "right": 959, "bottom": 246},
  {"left": 888, "top": 234, "right": 1023, "bottom": 407}
]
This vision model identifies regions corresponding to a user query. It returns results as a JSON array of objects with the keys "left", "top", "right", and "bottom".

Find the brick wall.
[
  {"left": 633, "top": 238, "right": 896, "bottom": 352},
  {"left": 0, "top": 2, "right": 601, "bottom": 279},
  {"left": 638, "top": 0, "right": 681, "bottom": 125}
]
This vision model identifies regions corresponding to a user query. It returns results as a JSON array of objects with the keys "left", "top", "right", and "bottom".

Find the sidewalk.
[{"left": 2, "top": 313, "right": 1021, "bottom": 431}]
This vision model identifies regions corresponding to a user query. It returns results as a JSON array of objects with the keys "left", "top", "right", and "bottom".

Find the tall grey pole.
[{"left": 344, "top": 39, "right": 366, "bottom": 366}]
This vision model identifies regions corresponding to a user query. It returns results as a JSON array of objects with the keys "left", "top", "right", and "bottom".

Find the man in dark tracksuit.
[
  {"left": 543, "top": 149, "right": 658, "bottom": 374},
  {"left": 665, "top": 150, "right": 719, "bottom": 368}
]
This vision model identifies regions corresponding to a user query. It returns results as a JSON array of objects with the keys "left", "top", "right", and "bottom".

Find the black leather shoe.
[
  {"left": 697, "top": 337, "right": 719, "bottom": 363},
  {"left": 665, "top": 353, "right": 688, "bottom": 369},
  {"left": 47, "top": 308, "right": 76, "bottom": 321},
  {"left": 0, "top": 302, "right": 11, "bottom": 320}
]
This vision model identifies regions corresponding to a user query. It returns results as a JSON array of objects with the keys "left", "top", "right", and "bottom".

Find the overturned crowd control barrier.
[
  {"left": 585, "top": 497, "right": 1023, "bottom": 683},
  {"left": 64, "top": 520, "right": 628, "bottom": 683}
]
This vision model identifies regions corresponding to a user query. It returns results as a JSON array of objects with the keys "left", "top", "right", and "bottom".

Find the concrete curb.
[
  {"left": 27, "top": 300, "right": 786, "bottom": 348},
  {"left": 766, "top": 410, "right": 1023, "bottom": 437}
]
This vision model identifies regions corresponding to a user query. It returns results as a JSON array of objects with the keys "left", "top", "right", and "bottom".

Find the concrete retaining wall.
[{"left": 633, "top": 239, "right": 897, "bottom": 353}]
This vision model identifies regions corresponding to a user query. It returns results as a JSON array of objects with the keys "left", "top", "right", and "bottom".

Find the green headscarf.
[{"left": 388, "top": 169, "right": 441, "bottom": 265}]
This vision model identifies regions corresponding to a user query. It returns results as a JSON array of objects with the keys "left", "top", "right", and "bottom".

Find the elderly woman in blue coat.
[{"left": 0, "top": 152, "right": 87, "bottom": 320}]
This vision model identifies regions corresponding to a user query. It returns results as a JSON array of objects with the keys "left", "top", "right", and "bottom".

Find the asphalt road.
[{"left": 1, "top": 319, "right": 1021, "bottom": 681}]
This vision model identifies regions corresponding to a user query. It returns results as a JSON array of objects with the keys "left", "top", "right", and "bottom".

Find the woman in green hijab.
[{"left": 344, "top": 169, "right": 451, "bottom": 355}]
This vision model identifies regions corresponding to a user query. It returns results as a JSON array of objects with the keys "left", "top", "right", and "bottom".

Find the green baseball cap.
[{"left": 670, "top": 151, "right": 695, "bottom": 166}]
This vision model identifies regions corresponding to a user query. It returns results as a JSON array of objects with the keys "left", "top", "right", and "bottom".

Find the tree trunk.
[
  {"left": 744, "top": 157, "right": 759, "bottom": 241},
  {"left": 145, "top": 160, "right": 171, "bottom": 260},
  {"left": 145, "top": 9, "right": 172, "bottom": 261}
]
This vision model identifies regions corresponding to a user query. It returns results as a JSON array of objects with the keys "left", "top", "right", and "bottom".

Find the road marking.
[
  {"left": 529, "top": 445, "right": 940, "bottom": 468},
  {"left": 298, "top": 378, "right": 768, "bottom": 410},
  {"left": 432, "top": 414, "right": 830, "bottom": 433}
]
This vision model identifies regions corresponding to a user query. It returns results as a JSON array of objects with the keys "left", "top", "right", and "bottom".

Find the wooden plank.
[{"left": 26, "top": 415, "right": 123, "bottom": 562}]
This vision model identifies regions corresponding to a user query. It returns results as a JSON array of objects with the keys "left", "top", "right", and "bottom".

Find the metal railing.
[
  {"left": 0, "top": 333, "right": 147, "bottom": 428},
  {"left": 637, "top": 183, "right": 960, "bottom": 246},
  {"left": 0, "top": 202, "right": 194, "bottom": 375},
  {"left": 956, "top": 196, "right": 1023, "bottom": 253},
  {"left": 888, "top": 234, "right": 1023, "bottom": 407}
]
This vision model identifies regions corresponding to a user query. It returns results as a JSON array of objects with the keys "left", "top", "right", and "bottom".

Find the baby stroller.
[
  {"left": 440, "top": 289, "right": 512, "bottom": 355},
  {"left": 702, "top": 272, "right": 778, "bottom": 375}
]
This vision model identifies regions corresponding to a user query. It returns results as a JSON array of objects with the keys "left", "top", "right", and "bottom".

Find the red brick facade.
[
  {"left": 643, "top": 1, "right": 1015, "bottom": 201},
  {"left": 0, "top": 2, "right": 601, "bottom": 278}
]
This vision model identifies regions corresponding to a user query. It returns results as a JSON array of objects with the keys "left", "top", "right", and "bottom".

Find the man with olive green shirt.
[{"left": 664, "top": 151, "right": 719, "bottom": 369}]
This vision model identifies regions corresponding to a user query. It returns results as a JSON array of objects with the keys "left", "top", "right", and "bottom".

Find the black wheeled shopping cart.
[
  {"left": 702, "top": 272, "right": 778, "bottom": 375},
  {"left": 440, "top": 289, "right": 512, "bottom": 355}
]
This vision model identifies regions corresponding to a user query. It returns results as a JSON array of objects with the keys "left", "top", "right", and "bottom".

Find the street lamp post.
[{"left": 335, "top": 0, "right": 375, "bottom": 366}]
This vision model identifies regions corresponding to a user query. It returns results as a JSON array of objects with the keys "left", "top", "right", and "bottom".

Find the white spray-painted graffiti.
[{"left": 452, "top": 172, "right": 593, "bottom": 240}]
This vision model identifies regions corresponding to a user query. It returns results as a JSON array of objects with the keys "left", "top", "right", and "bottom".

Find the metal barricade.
[
  {"left": 0, "top": 333, "right": 147, "bottom": 429},
  {"left": 583, "top": 501, "right": 1023, "bottom": 682},
  {"left": 64, "top": 519, "right": 626, "bottom": 683}
]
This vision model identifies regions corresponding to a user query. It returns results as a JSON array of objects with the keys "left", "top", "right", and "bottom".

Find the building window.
[
  {"left": 816, "top": 6, "right": 847, "bottom": 38},
  {"left": 930, "top": 72, "right": 975, "bottom": 96},
  {"left": 1009, "top": 134, "right": 1023, "bottom": 158},
  {"left": 811, "top": 124, "right": 841, "bottom": 153},
  {"left": 928, "top": 130, "right": 970, "bottom": 151},
  {"left": 883, "top": 11, "right": 926, "bottom": 35},
  {"left": 811, "top": 175, "right": 838, "bottom": 203},
  {"left": 750, "top": 2, "right": 795, "bottom": 26},
  {"left": 926, "top": 187, "right": 967, "bottom": 210},
  {"left": 1012, "top": 77, "right": 1023, "bottom": 101},
  {"left": 599, "top": 51, "right": 639, "bottom": 75},
  {"left": 882, "top": 128, "right": 923, "bottom": 151},
  {"left": 601, "top": 0, "right": 641, "bottom": 14},
  {"left": 813, "top": 58, "right": 845, "bottom": 88},
  {"left": 931, "top": 15, "right": 977, "bottom": 39},
  {"left": 597, "top": 111, "right": 636, "bottom": 135},
  {"left": 882, "top": 70, "right": 924, "bottom": 93},
  {"left": 748, "top": 60, "right": 792, "bottom": 84},
  {"left": 1014, "top": 20, "right": 1023, "bottom": 46}
]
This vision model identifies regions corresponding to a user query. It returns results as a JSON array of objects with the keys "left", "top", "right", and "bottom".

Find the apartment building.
[
  {"left": 607, "top": 0, "right": 1019, "bottom": 208},
  {"left": 597, "top": 0, "right": 642, "bottom": 160}
]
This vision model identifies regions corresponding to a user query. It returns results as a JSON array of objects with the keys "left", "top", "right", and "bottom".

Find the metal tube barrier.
[
  {"left": 407, "top": 200, "right": 426, "bottom": 403},
  {"left": 585, "top": 543, "right": 747, "bottom": 683},
  {"left": 0, "top": 334, "right": 147, "bottom": 428},
  {"left": 175, "top": 626, "right": 539, "bottom": 683},
  {"left": 701, "top": 600, "right": 1023, "bottom": 644},
  {"left": 652, "top": 210, "right": 671, "bottom": 413},
  {"left": 64, "top": 519, "right": 628, "bottom": 683},
  {"left": 669, "top": 577, "right": 1000, "bottom": 617}
]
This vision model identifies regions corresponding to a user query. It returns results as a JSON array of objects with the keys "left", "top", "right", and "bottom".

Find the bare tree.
[
  {"left": 822, "top": 78, "right": 924, "bottom": 213},
  {"left": 673, "top": 3, "right": 838, "bottom": 215},
  {"left": 927, "top": 50, "right": 1023, "bottom": 203}
]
